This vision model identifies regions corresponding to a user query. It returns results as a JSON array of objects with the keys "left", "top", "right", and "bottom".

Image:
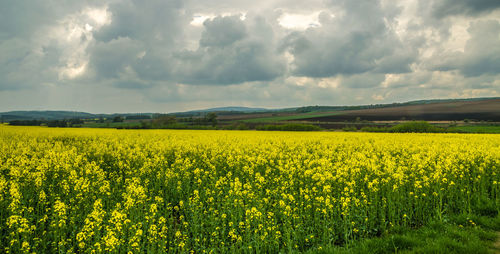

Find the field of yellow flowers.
[{"left": 0, "top": 125, "right": 499, "bottom": 253}]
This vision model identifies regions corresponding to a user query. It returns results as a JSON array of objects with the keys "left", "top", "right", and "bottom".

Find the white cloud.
[
  {"left": 42, "top": 6, "right": 111, "bottom": 81},
  {"left": 190, "top": 12, "right": 247, "bottom": 27},
  {"left": 191, "top": 14, "right": 213, "bottom": 26},
  {"left": 278, "top": 11, "right": 326, "bottom": 30},
  {"left": 85, "top": 7, "right": 111, "bottom": 27}
]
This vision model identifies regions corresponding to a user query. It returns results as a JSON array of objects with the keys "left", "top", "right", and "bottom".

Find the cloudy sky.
[{"left": 1, "top": 0, "right": 499, "bottom": 113}]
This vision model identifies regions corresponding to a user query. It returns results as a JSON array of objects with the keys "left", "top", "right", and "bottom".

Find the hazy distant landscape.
[{"left": 3, "top": 97, "right": 500, "bottom": 133}]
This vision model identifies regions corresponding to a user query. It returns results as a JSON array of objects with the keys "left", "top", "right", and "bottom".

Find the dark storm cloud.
[
  {"left": 0, "top": 0, "right": 115, "bottom": 92},
  {"left": 0, "top": 39, "right": 32, "bottom": 90},
  {"left": 459, "top": 20, "right": 500, "bottom": 77},
  {"left": 281, "top": 0, "right": 416, "bottom": 79},
  {"left": 174, "top": 15, "right": 286, "bottom": 85},
  {"left": 88, "top": 37, "right": 143, "bottom": 79},
  {"left": 0, "top": 34, "right": 65, "bottom": 91},
  {"left": 93, "top": 0, "right": 185, "bottom": 43},
  {"left": 429, "top": 20, "right": 500, "bottom": 77},
  {"left": 199, "top": 16, "right": 247, "bottom": 48},
  {"left": 86, "top": 13, "right": 286, "bottom": 87},
  {"left": 0, "top": 1, "right": 99, "bottom": 40},
  {"left": 82, "top": 1, "right": 285, "bottom": 87},
  {"left": 432, "top": 0, "right": 500, "bottom": 17},
  {"left": 83, "top": 0, "right": 189, "bottom": 87}
]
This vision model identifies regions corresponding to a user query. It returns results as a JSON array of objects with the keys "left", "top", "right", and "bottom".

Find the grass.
[
  {"left": 242, "top": 112, "right": 343, "bottom": 123},
  {"left": 449, "top": 125, "right": 500, "bottom": 134},
  {"left": 255, "top": 123, "right": 323, "bottom": 131},
  {"left": 82, "top": 121, "right": 143, "bottom": 128},
  {"left": 359, "top": 121, "right": 445, "bottom": 133},
  {"left": 306, "top": 214, "right": 500, "bottom": 254},
  {"left": 357, "top": 122, "right": 500, "bottom": 134}
]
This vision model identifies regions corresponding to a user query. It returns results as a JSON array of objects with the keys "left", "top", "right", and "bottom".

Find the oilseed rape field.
[{"left": 0, "top": 125, "right": 499, "bottom": 253}]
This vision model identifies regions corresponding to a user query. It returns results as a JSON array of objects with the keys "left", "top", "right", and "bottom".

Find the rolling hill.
[
  {"left": 1, "top": 97, "right": 499, "bottom": 123},
  {"left": 300, "top": 98, "right": 500, "bottom": 122}
]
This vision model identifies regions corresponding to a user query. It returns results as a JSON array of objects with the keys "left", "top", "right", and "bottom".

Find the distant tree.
[
  {"left": 113, "top": 116, "right": 124, "bottom": 122},
  {"left": 256, "top": 123, "right": 322, "bottom": 131},
  {"left": 126, "top": 114, "right": 152, "bottom": 120},
  {"left": 68, "top": 118, "right": 84, "bottom": 126},
  {"left": 152, "top": 115, "right": 177, "bottom": 127},
  {"left": 186, "top": 113, "right": 217, "bottom": 127},
  {"left": 236, "top": 123, "right": 249, "bottom": 130},
  {"left": 140, "top": 121, "right": 151, "bottom": 129},
  {"left": 205, "top": 112, "right": 218, "bottom": 127},
  {"left": 389, "top": 121, "right": 444, "bottom": 133},
  {"left": 47, "top": 120, "right": 68, "bottom": 127},
  {"left": 9, "top": 120, "right": 43, "bottom": 126}
]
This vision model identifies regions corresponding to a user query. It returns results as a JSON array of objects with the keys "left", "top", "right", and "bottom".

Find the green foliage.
[
  {"left": 9, "top": 119, "right": 84, "bottom": 127},
  {"left": 256, "top": 123, "right": 322, "bottom": 131},
  {"left": 306, "top": 215, "right": 500, "bottom": 254},
  {"left": 184, "top": 113, "right": 218, "bottom": 126},
  {"left": 361, "top": 122, "right": 500, "bottom": 134},
  {"left": 360, "top": 121, "right": 445, "bottom": 133},
  {"left": 360, "top": 126, "right": 387, "bottom": 132},
  {"left": 119, "top": 123, "right": 217, "bottom": 130},
  {"left": 152, "top": 115, "right": 177, "bottom": 128},
  {"left": 9, "top": 120, "right": 44, "bottom": 126},
  {"left": 389, "top": 121, "right": 445, "bottom": 133},
  {"left": 181, "top": 124, "right": 217, "bottom": 130},
  {"left": 223, "top": 123, "right": 250, "bottom": 130},
  {"left": 342, "top": 126, "right": 358, "bottom": 132},
  {"left": 84, "top": 122, "right": 142, "bottom": 128},
  {"left": 125, "top": 114, "right": 152, "bottom": 120},
  {"left": 112, "top": 116, "right": 124, "bottom": 122},
  {"left": 449, "top": 125, "right": 500, "bottom": 134},
  {"left": 205, "top": 112, "right": 218, "bottom": 127}
]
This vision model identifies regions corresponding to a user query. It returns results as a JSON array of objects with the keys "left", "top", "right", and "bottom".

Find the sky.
[{"left": 0, "top": 0, "right": 499, "bottom": 113}]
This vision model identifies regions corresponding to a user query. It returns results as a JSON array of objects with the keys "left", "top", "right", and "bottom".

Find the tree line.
[{"left": 9, "top": 119, "right": 85, "bottom": 127}]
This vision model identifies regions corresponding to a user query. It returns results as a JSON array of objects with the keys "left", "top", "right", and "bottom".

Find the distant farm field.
[
  {"left": 301, "top": 98, "right": 500, "bottom": 122},
  {"left": 0, "top": 126, "right": 499, "bottom": 253},
  {"left": 241, "top": 112, "right": 344, "bottom": 123},
  {"left": 449, "top": 125, "right": 500, "bottom": 134}
]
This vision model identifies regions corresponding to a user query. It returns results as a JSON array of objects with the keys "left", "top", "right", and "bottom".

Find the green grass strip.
[{"left": 305, "top": 214, "right": 500, "bottom": 254}]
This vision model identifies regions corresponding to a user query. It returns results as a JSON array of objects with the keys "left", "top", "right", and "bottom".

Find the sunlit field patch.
[{"left": 0, "top": 126, "right": 499, "bottom": 253}]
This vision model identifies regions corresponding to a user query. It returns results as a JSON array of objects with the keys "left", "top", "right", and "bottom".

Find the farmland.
[
  {"left": 299, "top": 98, "right": 500, "bottom": 122},
  {"left": 2, "top": 98, "right": 500, "bottom": 133},
  {"left": 240, "top": 112, "right": 344, "bottom": 123},
  {"left": 448, "top": 125, "right": 500, "bottom": 134},
  {"left": 0, "top": 126, "right": 499, "bottom": 253},
  {"left": 206, "top": 98, "right": 500, "bottom": 131},
  {"left": 214, "top": 98, "right": 500, "bottom": 123}
]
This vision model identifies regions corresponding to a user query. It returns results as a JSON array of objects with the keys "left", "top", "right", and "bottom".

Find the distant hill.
[
  {"left": 0, "top": 111, "right": 96, "bottom": 121},
  {"left": 292, "top": 97, "right": 500, "bottom": 113},
  {"left": 301, "top": 98, "right": 500, "bottom": 122},
  {"left": 192, "top": 106, "right": 269, "bottom": 112},
  {"left": 0, "top": 111, "right": 154, "bottom": 122},
  {"left": 1, "top": 97, "right": 499, "bottom": 122},
  {"left": 167, "top": 106, "right": 273, "bottom": 117}
]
